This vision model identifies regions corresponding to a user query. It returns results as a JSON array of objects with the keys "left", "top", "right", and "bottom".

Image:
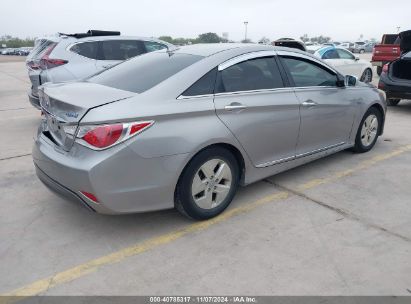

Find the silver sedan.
[{"left": 33, "top": 43, "right": 387, "bottom": 220}]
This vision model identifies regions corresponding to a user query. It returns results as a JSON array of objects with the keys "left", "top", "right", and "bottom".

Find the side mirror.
[
  {"left": 344, "top": 75, "right": 357, "bottom": 87},
  {"left": 355, "top": 56, "right": 360, "bottom": 61}
]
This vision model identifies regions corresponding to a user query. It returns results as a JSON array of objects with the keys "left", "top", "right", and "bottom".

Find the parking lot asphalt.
[{"left": 1, "top": 54, "right": 411, "bottom": 296}]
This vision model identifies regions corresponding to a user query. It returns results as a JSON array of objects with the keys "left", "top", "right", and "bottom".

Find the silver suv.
[{"left": 26, "top": 30, "right": 173, "bottom": 108}]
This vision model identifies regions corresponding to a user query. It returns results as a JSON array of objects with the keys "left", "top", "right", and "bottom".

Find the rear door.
[
  {"left": 278, "top": 52, "right": 355, "bottom": 156},
  {"left": 213, "top": 52, "right": 301, "bottom": 167},
  {"left": 94, "top": 40, "right": 146, "bottom": 71}
]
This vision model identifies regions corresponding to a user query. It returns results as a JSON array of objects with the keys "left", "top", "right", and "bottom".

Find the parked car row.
[
  {"left": 28, "top": 30, "right": 387, "bottom": 220},
  {"left": 274, "top": 39, "right": 373, "bottom": 83},
  {"left": 305, "top": 41, "right": 375, "bottom": 54},
  {"left": 1, "top": 47, "right": 33, "bottom": 56}
]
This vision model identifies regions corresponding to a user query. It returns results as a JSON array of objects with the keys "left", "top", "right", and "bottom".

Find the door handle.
[
  {"left": 224, "top": 103, "right": 247, "bottom": 111},
  {"left": 302, "top": 100, "right": 317, "bottom": 107},
  {"left": 102, "top": 65, "right": 113, "bottom": 69}
]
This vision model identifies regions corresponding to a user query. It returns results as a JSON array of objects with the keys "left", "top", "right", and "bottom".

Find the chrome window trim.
[
  {"left": 277, "top": 50, "right": 341, "bottom": 76},
  {"left": 213, "top": 87, "right": 293, "bottom": 97},
  {"left": 256, "top": 142, "right": 346, "bottom": 168},
  {"left": 178, "top": 87, "right": 295, "bottom": 100},
  {"left": 218, "top": 50, "right": 278, "bottom": 71},
  {"left": 177, "top": 94, "right": 214, "bottom": 100}
]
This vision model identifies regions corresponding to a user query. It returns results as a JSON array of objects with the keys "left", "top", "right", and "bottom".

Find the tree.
[
  {"left": 258, "top": 37, "right": 270, "bottom": 44},
  {"left": 197, "top": 33, "right": 221, "bottom": 43},
  {"left": 300, "top": 34, "right": 309, "bottom": 43},
  {"left": 158, "top": 36, "right": 173, "bottom": 43}
]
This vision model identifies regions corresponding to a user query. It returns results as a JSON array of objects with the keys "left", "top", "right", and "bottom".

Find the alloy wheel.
[
  {"left": 191, "top": 159, "right": 232, "bottom": 209},
  {"left": 360, "top": 114, "right": 378, "bottom": 147}
]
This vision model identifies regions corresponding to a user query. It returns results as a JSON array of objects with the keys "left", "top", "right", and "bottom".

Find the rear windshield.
[{"left": 89, "top": 52, "right": 203, "bottom": 93}]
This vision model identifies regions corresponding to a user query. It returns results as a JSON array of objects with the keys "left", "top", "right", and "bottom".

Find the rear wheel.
[
  {"left": 387, "top": 99, "right": 401, "bottom": 106},
  {"left": 175, "top": 147, "right": 240, "bottom": 220},
  {"left": 359, "top": 49, "right": 365, "bottom": 54},
  {"left": 360, "top": 68, "right": 373, "bottom": 83},
  {"left": 353, "top": 107, "right": 382, "bottom": 153}
]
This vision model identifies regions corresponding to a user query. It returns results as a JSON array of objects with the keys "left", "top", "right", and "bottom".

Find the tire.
[
  {"left": 387, "top": 99, "right": 401, "bottom": 106},
  {"left": 360, "top": 49, "right": 365, "bottom": 54},
  {"left": 360, "top": 68, "right": 373, "bottom": 83},
  {"left": 175, "top": 147, "right": 240, "bottom": 220},
  {"left": 353, "top": 107, "right": 382, "bottom": 153},
  {"left": 377, "top": 66, "right": 382, "bottom": 76}
]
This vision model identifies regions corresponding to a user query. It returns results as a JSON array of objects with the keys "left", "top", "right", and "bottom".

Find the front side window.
[
  {"left": 144, "top": 41, "right": 167, "bottom": 52},
  {"left": 70, "top": 42, "right": 99, "bottom": 59},
  {"left": 322, "top": 49, "right": 340, "bottom": 59},
  {"left": 100, "top": 40, "right": 145, "bottom": 60},
  {"left": 216, "top": 57, "right": 284, "bottom": 93},
  {"left": 89, "top": 52, "right": 203, "bottom": 93},
  {"left": 336, "top": 49, "right": 355, "bottom": 60},
  {"left": 281, "top": 56, "right": 338, "bottom": 87}
]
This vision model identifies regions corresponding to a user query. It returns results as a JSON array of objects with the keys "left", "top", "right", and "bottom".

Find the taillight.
[
  {"left": 74, "top": 121, "right": 154, "bottom": 150},
  {"left": 38, "top": 43, "right": 68, "bottom": 70},
  {"left": 382, "top": 63, "right": 389, "bottom": 74}
]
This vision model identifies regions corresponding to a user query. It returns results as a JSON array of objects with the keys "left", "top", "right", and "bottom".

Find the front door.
[{"left": 279, "top": 54, "right": 355, "bottom": 156}]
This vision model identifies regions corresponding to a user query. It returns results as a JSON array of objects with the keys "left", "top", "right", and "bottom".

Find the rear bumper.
[
  {"left": 35, "top": 165, "right": 95, "bottom": 212},
  {"left": 379, "top": 75, "right": 411, "bottom": 100},
  {"left": 371, "top": 61, "right": 383, "bottom": 67},
  {"left": 33, "top": 132, "right": 188, "bottom": 214}
]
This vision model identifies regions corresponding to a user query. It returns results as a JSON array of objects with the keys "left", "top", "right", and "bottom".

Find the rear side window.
[
  {"left": 216, "top": 57, "right": 284, "bottom": 93},
  {"left": 144, "top": 41, "right": 167, "bottom": 52},
  {"left": 281, "top": 56, "right": 338, "bottom": 87},
  {"left": 100, "top": 40, "right": 146, "bottom": 60},
  {"left": 182, "top": 68, "right": 217, "bottom": 96},
  {"left": 89, "top": 52, "right": 203, "bottom": 93},
  {"left": 70, "top": 42, "right": 99, "bottom": 59}
]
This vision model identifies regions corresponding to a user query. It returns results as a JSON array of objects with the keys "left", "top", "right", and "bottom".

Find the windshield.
[{"left": 89, "top": 51, "right": 204, "bottom": 93}]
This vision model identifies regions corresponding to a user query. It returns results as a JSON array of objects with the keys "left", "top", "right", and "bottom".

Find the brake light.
[
  {"left": 382, "top": 63, "right": 389, "bottom": 74},
  {"left": 39, "top": 43, "right": 68, "bottom": 70},
  {"left": 76, "top": 121, "right": 154, "bottom": 150}
]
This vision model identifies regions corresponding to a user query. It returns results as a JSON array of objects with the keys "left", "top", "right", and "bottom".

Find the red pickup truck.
[{"left": 372, "top": 34, "right": 401, "bottom": 75}]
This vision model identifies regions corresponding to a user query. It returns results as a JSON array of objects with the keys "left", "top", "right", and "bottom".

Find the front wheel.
[
  {"left": 353, "top": 107, "right": 382, "bottom": 153},
  {"left": 175, "top": 147, "right": 240, "bottom": 220}
]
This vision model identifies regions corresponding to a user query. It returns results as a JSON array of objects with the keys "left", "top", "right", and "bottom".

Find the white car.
[{"left": 314, "top": 46, "right": 373, "bottom": 82}]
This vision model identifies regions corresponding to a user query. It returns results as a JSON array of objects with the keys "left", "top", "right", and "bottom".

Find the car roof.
[{"left": 172, "top": 43, "right": 283, "bottom": 57}]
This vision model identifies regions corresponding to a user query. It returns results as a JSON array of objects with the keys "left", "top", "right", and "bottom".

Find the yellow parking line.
[{"left": 2, "top": 144, "right": 411, "bottom": 299}]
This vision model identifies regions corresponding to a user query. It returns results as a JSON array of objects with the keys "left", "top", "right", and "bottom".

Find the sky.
[{"left": 1, "top": 0, "right": 410, "bottom": 42}]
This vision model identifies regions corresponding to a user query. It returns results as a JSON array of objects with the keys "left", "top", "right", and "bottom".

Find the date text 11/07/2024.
[{"left": 149, "top": 296, "right": 257, "bottom": 303}]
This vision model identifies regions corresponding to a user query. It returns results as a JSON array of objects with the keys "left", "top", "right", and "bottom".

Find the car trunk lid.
[{"left": 39, "top": 82, "right": 135, "bottom": 150}]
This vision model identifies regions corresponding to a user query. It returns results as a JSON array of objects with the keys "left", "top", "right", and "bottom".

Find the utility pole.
[
  {"left": 244, "top": 21, "right": 248, "bottom": 41},
  {"left": 397, "top": 26, "right": 401, "bottom": 33}
]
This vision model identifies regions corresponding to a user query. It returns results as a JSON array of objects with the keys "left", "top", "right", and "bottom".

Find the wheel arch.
[
  {"left": 174, "top": 142, "right": 247, "bottom": 205},
  {"left": 369, "top": 103, "right": 385, "bottom": 135}
]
